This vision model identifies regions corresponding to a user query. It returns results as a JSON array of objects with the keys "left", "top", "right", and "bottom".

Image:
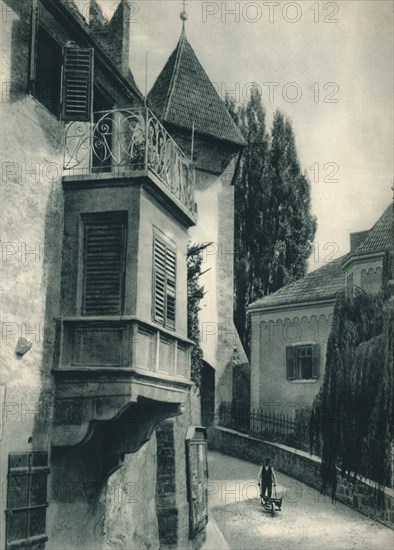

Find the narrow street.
[{"left": 203, "top": 451, "right": 393, "bottom": 550}]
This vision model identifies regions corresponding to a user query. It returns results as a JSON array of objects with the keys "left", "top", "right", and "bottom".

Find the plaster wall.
[
  {"left": 250, "top": 302, "right": 335, "bottom": 414},
  {"left": 344, "top": 258, "right": 383, "bottom": 293},
  {"left": 0, "top": 2, "right": 65, "bottom": 547},
  {"left": 190, "top": 156, "right": 247, "bottom": 407},
  {"left": 102, "top": 438, "right": 160, "bottom": 550}
]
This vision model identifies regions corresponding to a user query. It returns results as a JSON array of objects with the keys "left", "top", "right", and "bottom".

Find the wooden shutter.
[
  {"left": 29, "top": 0, "right": 40, "bottom": 89},
  {"left": 311, "top": 344, "right": 319, "bottom": 379},
  {"left": 286, "top": 346, "right": 296, "bottom": 380},
  {"left": 83, "top": 217, "right": 126, "bottom": 316},
  {"left": 6, "top": 452, "right": 49, "bottom": 549},
  {"left": 153, "top": 238, "right": 177, "bottom": 328},
  {"left": 166, "top": 247, "right": 176, "bottom": 328},
  {"left": 61, "top": 47, "right": 94, "bottom": 121},
  {"left": 153, "top": 239, "right": 167, "bottom": 324}
]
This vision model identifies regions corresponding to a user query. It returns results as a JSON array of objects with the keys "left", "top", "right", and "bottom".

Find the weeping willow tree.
[{"left": 310, "top": 252, "right": 393, "bottom": 499}]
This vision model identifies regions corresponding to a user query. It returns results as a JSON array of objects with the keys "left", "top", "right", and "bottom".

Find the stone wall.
[
  {"left": 155, "top": 391, "right": 206, "bottom": 550},
  {"left": 103, "top": 439, "right": 160, "bottom": 550},
  {"left": 156, "top": 421, "right": 178, "bottom": 547},
  {"left": 208, "top": 427, "right": 393, "bottom": 529}
]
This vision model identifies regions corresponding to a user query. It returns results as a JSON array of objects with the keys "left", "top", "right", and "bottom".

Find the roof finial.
[{"left": 180, "top": 0, "right": 188, "bottom": 30}]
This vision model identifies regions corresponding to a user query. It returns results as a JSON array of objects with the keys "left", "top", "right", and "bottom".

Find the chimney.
[
  {"left": 106, "top": 0, "right": 132, "bottom": 77},
  {"left": 350, "top": 230, "right": 369, "bottom": 253},
  {"left": 89, "top": 0, "right": 131, "bottom": 78},
  {"left": 89, "top": 0, "right": 107, "bottom": 29}
]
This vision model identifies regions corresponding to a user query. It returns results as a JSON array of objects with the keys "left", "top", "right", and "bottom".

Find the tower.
[{"left": 148, "top": 11, "right": 249, "bottom": 420}]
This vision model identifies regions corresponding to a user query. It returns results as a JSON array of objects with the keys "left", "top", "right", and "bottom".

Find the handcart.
[{"left": 260, "top": 486, "right": 282, "bottom": 516}]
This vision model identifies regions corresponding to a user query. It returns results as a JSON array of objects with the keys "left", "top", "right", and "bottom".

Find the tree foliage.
[
  {"left": 228, "top": 87, "right": 317, "bottom": 355},
  {"left": 310, "top": 252, "right": 394, "bottom": 497},
  {"left": 187, "top": 243, "right": 210, "bottom": 388}
]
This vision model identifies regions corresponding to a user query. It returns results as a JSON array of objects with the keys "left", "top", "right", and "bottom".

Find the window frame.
[
  {"left": 152, "top": 231, "right": 177, "bottom": 330},
  {"left": 286, "top": 343, "right": 319, "bottom": 381}
]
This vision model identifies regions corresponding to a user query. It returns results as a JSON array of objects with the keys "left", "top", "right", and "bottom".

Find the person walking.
[{"left": 258, "top": 458, "right": 277, "bottom": 501}]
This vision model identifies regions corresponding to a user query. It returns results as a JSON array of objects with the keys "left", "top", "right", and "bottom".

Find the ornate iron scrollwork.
[{"left": 63, "top": 108, "right": 195, "bottom": 213}]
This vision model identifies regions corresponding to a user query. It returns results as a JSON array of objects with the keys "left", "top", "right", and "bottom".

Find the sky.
[{"left": 93, "top": 0, "right": 393, "bottom": 269}]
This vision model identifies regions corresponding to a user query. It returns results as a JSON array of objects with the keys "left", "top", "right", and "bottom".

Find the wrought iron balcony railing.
[{"left": 63, "top": 107, "right": 195, "bottom": 213}]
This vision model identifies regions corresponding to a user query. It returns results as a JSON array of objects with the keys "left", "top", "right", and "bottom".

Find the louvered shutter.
[
  {"left": 166, "top": 247, "right": 176, "bottom": 328},
  {"left": 83, "top": 218, "right": 126, "bottom": 315},
  {"left": 153, "top": 239, "right": 166, "bottom": 324},
  {"left": 286, "top": 347, "right": 296, "bottom": 380},
  {"left": 311, "top": 344, "right": 319, "bottom": 379},
  {"left": 61, "top": 47, "right": 94, "bottom": 121},
  {"left": 153, "top": 238, "right": 177, "bottom": 328}
]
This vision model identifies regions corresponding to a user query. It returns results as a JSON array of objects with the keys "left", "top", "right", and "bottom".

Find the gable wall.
[{"left": 250, "top": 302, "right": 335, "bottom": 415}]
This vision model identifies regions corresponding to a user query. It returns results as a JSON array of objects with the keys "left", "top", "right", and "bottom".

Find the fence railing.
[
  {"left": 218, "top": 401, "right": 311, "bottom": 452},
  {"left": 63, "top": 107, "right": 195, "bottom": 214}
]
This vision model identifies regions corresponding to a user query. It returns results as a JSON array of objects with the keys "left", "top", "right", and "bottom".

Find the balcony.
[
  {"left": 56, "top": 316, "right": 192, "bottom": 377},
  {"left": 52, "top": 316, "right": 193, "bottom": 452},
  {"left": 63, "top": 107, "right": 195, "bottom": 215}
]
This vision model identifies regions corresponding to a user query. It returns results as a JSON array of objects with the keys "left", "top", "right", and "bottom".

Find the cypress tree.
[
  {"left": 269, "top": 112, "right": 317, "bottom": 290},
  {"left": 229, "top": 86, "right": 271, "bottom": 354},
  {"left": 228, "top": 91, "right": 317, "bottom": 356}
]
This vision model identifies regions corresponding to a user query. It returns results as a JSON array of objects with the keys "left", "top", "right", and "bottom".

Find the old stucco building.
[
  {"left": 248, "top": 204, "right": 393, "bottom": 415},
  {"left": 0, "top": 1, "right": 243, "bottom": 549}
]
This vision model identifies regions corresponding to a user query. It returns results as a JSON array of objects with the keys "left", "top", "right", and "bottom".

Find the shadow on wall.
[
  {"left": 232, "top": 361, "right": 250, "bottom": 411},
  {"left": 201, "top": 361, "right": 215, "bottom": 427}
]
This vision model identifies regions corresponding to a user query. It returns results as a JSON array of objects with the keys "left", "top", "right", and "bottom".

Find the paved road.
[{"left": 203, "top": 451, "right": 393, "bottom": 550}]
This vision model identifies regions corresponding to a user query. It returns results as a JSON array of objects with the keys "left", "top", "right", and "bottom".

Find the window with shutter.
[
  {"left": 287, "top": 344, "right": 320, "bottom": 380},
  {"left": 153, "top": 236, "right": 177, "bottom": 329},
  {"left": 29, "top": 2, "right": 94, "bottom": 121},
  {"left": 5, "top": 452, "right": 49, "bottom": 550},
  {"left": 61, "top": 47, "right": 94, "bottom": 122},
  {"left": 82, "top": 214, "right": 127, "bottom": 316}
]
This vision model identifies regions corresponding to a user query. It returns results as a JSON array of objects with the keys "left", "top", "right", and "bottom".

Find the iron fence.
[{"left": 218, "top": 401, "right": 311, "bottom": 452}]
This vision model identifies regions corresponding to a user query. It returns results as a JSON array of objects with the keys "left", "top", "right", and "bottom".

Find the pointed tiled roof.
[
  {"left": 355, "top": 203, "right": 393, "bottom": 255},
  {"left": 148, "top": 31, "right": 245, "bottom": 147},
  {"left": 248, "top": 256, "right": 347, "bottom": 310}
]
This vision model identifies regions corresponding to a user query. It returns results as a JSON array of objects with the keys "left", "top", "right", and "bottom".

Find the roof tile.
[
  {"left": 248, "top": 257, "right": 347, "bottom": 310},
  {"left": 355, "top": 204, "right": 393, "bottom": 255},
  {"left": 148, "top": 32, "right": 245, "bottom": 146}
]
